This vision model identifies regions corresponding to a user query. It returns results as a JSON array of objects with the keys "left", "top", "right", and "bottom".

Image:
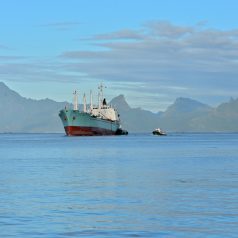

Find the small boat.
[{"left": 152, "top": 128, "right": 167, "bottom": 136}]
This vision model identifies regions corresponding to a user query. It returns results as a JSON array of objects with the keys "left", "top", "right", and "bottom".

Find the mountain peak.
[
  {"left": 112, "top": 94, "right": 126, "bottom": 101},
  {"left": 0, "top": 81, "right": 22, "bottom": 99},
  {"left": 110, "top": 94, "right": 131, "bottom": 111},
  {"left": 164, "top": 97, "right": 211, "bottom": 115},
  {"left": 0, "top": 81, "right": 10, "bottom": 90},
  {"left": 175, "top": 97, "right": 210, "bottom": 107},
  {"left": 216, "top": 97, "right": 238, "bottom": 113}
]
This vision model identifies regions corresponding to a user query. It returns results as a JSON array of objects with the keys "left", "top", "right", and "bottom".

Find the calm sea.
[{"left": 0, "top": 133, "right": 238, "bottom": 237}]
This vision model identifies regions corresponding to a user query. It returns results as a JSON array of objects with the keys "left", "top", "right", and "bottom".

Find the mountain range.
[{"left": 0, "top": 82, "right": 238, "bottom": 133}]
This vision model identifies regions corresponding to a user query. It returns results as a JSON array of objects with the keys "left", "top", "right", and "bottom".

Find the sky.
[{"left": 1, "top": 0, "right": 238, "bottom": 111}]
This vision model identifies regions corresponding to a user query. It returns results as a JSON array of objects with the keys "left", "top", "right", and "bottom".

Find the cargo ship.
[{"left": 59, "top": 84, "right": 127, "bottom": 136}]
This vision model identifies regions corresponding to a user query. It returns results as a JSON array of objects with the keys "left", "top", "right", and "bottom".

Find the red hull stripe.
[{"left": 65, "top": 126, "right": 116, "bottom": 136}]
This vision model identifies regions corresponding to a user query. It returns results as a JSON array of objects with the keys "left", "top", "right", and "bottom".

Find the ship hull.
[
  {"left": 59, "top": 109, "right": 120, "bottom": 136},
  {"left": 65, "top": 126, "right": 117, "bottom": 136}
]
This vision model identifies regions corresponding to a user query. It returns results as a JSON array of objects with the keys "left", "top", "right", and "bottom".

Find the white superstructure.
[
  {"left": 91, "top": 83, "right": 119, "bottom": 121},
  {"left": 73, "top": 83, "right": 119, "bottom": 122}
]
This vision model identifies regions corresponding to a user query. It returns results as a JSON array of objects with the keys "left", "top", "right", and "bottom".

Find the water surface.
[{"left": 0, "top": 133, "right": 238, "bottom": 237}]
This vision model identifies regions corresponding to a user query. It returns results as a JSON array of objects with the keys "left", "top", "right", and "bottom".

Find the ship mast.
[
  {"left": 98, "top": 83, "right": 106, "bottom": 107},
  {"left": 90, "top": 90, "right": 93, "bottom": 111},
  {"left": 73, "top": 90, "right": 78, "bottom": 110},
  {"left": 83, "top": 93, "right": 87, "bottom": 112},
  {"left": 98, "top": 91, "right": 101, "bottom": 109}
]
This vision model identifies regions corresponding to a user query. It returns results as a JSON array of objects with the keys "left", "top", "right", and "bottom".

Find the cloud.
[
  {"left": 0, "top": 59, "right": 83, "bottom": 84},
  {"left": 2, "top": 20, "right": 238, "bottom": 111},
  {"left": 59, "top": 20, "right": 238, "bottom": 109},
  {"left": 144, "top": 20, "right": 194, "bottom": 38},
  {"left": 85, "top": 29, "right": 145, "bottom": 41},
  {"left": 38, "top": 21, "right": 81, "bottom": 30},
  {"left": 0, "top": 56, "right": 26, "bottom": 61},
  {"left": 0, "top": 44, "right": 11, "bottom": 50}
]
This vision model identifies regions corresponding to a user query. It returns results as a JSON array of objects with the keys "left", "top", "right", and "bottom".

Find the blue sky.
[{"left": 1, "top": 0, "right": 238, "bottom": 111}]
